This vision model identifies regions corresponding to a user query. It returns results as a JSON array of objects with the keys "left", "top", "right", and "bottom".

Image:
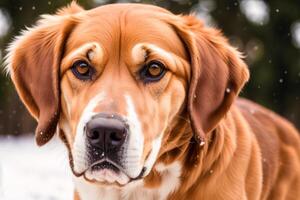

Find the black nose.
[{"left": 86, "top": 114, "right": 128, "bottom": 150}]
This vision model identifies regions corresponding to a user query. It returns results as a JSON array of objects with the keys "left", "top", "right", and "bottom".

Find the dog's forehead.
[{"left": 65, "top": 4, "right": 187, "bottom": 59}]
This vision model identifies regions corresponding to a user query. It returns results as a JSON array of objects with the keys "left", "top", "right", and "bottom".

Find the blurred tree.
[
  {"left": 210, "top": 0, "right": 300, "bottom": 126},
  {"left": 0, "top": 0, "right": 299, "bottom": 136}
]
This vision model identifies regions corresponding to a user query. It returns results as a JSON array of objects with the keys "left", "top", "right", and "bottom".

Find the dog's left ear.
[
  {"left": 5, "top": 2, "right": 83, "bottom": 146},
  {"left": 169, "top": 15, "right": 249, "bottom": 144}
]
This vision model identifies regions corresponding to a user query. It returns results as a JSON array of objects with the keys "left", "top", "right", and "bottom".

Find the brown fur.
[{"left": 6, "top": 2, "right": 300, "bottom": 200}]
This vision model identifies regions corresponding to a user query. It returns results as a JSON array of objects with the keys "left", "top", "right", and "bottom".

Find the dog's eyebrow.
[
  {"left": 143, "top": 48, "right": 151, "bottom": 62},
  {"left": 131, "top": 43, "right": 189, "bottom": 75},
  {"left": 61, "top": 42, "right": 104, "bottom": 73},
  {"left": 68, "top": 42, "right": 102, "bottom": 59},
  {"left": 87, "top": 49, "right": 96, "bottom": 62},
  {"left": 131, "top": 43, "right": 175, "bottom": 65}
]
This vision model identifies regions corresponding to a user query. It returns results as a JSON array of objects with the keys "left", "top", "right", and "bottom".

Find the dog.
[{"left": 5, "top": 2, "right": 300, "bottom": 200}]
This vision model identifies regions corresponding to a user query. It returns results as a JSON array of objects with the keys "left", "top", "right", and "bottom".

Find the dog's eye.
[
  {"left": 71, "top": 60, "right": 94, "bottom": 80},
  {"left": 140, "top": 61, "right": 166, "bottom": 82}
]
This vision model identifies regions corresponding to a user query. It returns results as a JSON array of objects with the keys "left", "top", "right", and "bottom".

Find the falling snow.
[{"left": 199, "top": 141, "right": 205, "bottom": 146}]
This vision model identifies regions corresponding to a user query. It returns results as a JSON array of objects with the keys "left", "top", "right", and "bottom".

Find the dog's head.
[{"left": 5, "top": 3, "right": 249, "bottom": 187}]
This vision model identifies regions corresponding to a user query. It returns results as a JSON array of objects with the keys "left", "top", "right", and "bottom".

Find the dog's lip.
[
  {"left": 80, "top": 159, "right": 146, "bottom": 186},
  {"left": 90, "top": 159, "right": 122, "bottom": 173},
  {"left": 71, "top": 158, "right": 146, "bottom": 185},
  {"left": 84, "top": 166, "right": 129, "bottom": 186}
]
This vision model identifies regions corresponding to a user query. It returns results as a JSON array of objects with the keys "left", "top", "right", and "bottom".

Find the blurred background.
[{"left": 0, "top": 0, "right": 299, "bottom": 136}]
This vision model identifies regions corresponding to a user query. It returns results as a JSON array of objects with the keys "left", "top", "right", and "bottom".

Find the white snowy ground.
[{"left": 0, "top": 135, "right": 74, "bottom": 200}]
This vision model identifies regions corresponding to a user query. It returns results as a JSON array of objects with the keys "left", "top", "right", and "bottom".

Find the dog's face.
[
  {"left": 6, "top": 3, "right": 249, "bottom": 187},
  {"left": 59, "top": 5, "right": 189, "bottom": 185}
]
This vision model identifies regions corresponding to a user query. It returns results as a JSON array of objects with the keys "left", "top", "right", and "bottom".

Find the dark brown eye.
[
  {"left": 140, "top": 61, "right": 166, "bottom": 83},
  {"left": 71, "top": 60, "right": 94, "bottom": 80},
  {"left": 148, "top": 63, "right": 163, "bottom": 76}
]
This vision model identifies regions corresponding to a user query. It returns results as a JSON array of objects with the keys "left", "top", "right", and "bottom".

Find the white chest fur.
[{"left": 74, "top": 162, "right": 181, "bottom": 200}]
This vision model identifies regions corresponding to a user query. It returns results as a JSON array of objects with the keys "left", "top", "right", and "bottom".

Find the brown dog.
[{"left": 5, "top": 2, "right": 300, "bottom": 200}]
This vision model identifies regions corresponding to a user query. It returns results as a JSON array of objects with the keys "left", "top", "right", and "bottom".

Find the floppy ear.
[
  {"left": 170, "top": 15, "right": 249, "bottom": 145},
  {"left": 5, "top": 2, "right": 83, "bottom": 146}
]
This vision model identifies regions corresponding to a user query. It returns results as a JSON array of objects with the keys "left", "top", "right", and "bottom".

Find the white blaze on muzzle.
[
  {"left": 123, "top": 95, "right": 145, "bottom": 178},
  {"left": 73, "top": 92, "right": 106, "bottom": 173}
]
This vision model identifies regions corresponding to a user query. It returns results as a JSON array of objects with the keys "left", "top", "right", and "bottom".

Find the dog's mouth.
[
  {"left": 82, "top": 160, "right": 146, "bottom": 186},
  {"left": 91, "top": 161, "right": 120, "bottom": 173}
]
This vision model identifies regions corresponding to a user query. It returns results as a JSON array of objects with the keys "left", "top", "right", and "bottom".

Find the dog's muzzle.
[{"left": 79, "top": 113, "right": 146, "bottom": 185}]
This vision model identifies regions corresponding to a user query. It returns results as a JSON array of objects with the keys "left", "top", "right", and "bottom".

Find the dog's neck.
[
  {"left": 167, "top": 108, "right": 239, "bottom": 198},
  {"left": 143, "top": 109, "right": 238, "bottom": 198}
]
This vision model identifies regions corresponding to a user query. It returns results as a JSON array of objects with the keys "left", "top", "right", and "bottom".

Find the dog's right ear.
[{"left": 5, "top": 2, "right": 83, "bottom": 146}]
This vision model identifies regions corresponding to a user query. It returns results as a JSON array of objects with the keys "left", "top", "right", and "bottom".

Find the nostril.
[
  {"left": 110, "top": 131, "right": 123, "bottom": 142},
  {"left": 88, "top": 130, "right": 100, "bottom": 141}
]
